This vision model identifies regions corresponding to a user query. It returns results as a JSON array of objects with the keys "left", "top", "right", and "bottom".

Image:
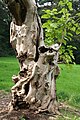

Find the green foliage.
[
  {"left": 20, "top": 116, "right": 26, "bottom": 120},
  {"left": 42, "top": 0, "right": 80, "bottom": 63},
  {"left": 0, "top": 1, "right": 13, "bottom": 56}
]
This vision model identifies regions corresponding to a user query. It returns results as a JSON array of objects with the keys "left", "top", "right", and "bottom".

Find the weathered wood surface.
[{"left": 6, "top": 0, "right": 60, "bottom": 113}]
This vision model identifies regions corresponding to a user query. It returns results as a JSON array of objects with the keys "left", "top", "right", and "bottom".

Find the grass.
[
  {"left": 57, "top": 64, "right": 80, "bottom": 108},
  {"left": 0, "top": 57, "right": 80, "bottom": 108},
  {"left": 0, "top": 56, "right": 19, "bottom": 91},
  {"left": 58, "top": 109, "right": 80, "bottom": 120}
]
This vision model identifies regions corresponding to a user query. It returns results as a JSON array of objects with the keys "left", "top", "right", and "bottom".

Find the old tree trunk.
[{"left": 7, "top": 0, "right": 60, "bottom": 114}]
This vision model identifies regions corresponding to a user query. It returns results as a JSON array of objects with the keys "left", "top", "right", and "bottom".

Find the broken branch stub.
[{"left": 7, "top": 0, "right": 60, "bottom": 113}]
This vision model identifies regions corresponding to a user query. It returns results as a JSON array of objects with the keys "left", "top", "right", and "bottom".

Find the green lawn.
[
  {"left": 57, "top": 64, "right": 80, "bottom": 108},
  {"left": 0, "top": 57, "right": 80, "bottom": 109},
  {"left": 0, "top": 57, "right": 19, "bottom": 91}
]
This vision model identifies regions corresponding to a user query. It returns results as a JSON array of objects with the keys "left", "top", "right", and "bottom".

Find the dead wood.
[{"left": 6, "top": 0, "right": 61, "bottom": 114}]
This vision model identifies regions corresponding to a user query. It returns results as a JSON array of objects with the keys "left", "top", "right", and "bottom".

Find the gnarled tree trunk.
[{"left": 6, "top": 0, "right": 60, "bottom": 114}]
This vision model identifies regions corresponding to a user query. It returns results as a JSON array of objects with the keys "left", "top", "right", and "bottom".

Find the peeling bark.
[{"left": 7, "top": 0, "right": 60, "bottom": 114}]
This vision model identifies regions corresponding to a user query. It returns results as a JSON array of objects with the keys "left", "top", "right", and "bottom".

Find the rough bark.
[{"left": 6, "top": 0, "right": 60, "bottom": 114}]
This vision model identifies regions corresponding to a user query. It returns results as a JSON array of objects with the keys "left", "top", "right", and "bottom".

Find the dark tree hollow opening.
[{"left": 8, "top": 0, "right": 27, "bottom": 25}]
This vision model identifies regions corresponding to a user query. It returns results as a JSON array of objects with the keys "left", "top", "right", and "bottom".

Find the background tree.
[
  {"left": 0, "top": 0, "right": 14, "bottom": 56},
  {"left": 71, "top": 0, "right": 80, "bottom": 64},
  {"left": 0, "top": 0, "right": 80, "bottom": 64},
  {"left": 41, "top": 0, "right": 80, "bottom": 63}
]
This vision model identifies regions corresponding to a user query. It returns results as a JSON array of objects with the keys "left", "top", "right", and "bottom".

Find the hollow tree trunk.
[{"left": 7, "top": 0, "right": 60, "bottom": 113}]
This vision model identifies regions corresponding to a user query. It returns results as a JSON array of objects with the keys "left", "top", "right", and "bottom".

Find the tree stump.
[{"left": 6, "top": 0, "right": 61, "bottom": 114}]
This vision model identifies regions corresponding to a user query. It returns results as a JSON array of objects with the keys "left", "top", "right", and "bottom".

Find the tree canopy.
[
  {"left": 42, "top": 0, "right": 80, "bottom": 63},
  {"left": 0, "top": 0, "right": 14, "bottom": 56},
  {"left": 0, "top": 0, "right": 80, "bottom": 63}
]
